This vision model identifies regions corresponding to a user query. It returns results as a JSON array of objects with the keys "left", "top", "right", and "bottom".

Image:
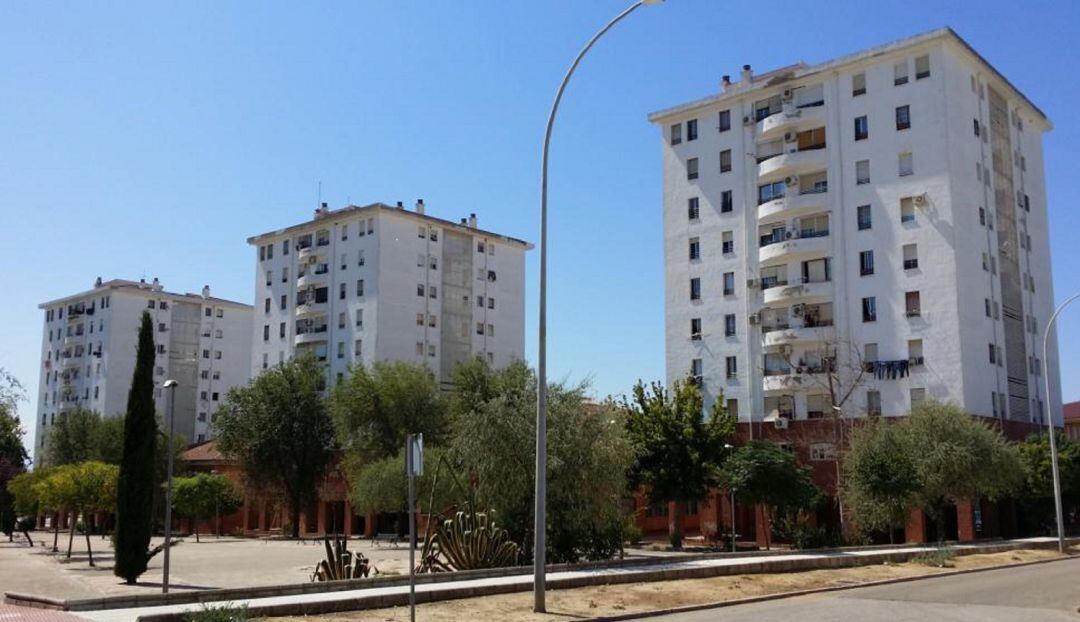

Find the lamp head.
[
  {"left": 163, "top": 379, "right": 179, "bottom": 388},
  {"left": 642, "top": 0, "right": 664, "bottom": 4}
]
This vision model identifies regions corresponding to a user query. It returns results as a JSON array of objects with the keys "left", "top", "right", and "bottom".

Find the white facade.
[
  {"left": 34, "top": 278, "right": 253, "bottom": 465},
  {"left": 651, "top": 28, "right": 1061, "bottom": 427},
  {"left": 247, "top": 201, "right": 530, "bottom": 389}
]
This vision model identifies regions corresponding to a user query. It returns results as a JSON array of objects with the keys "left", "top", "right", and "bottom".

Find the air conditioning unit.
[
  {"left": 308, "top": 256, "right": 318, "bottom": 264},
  {"left": 748, "top": 312, "right": 760, "bottom": 325},
  {"left": 774, "top": 417, "right": 789, "bottom": 429},
  {"left": 743, "top": 115, "right": 754, "bottom": 126},
  {"left": 781, "top": 88, "right": 794, "bottom": 101},
  {"left": 783, "top": 131, "right": 796, "bottom": 143},
  {"left": 913, "top": 194, "right": 927, "bottom": 207},
  {"left": 784, "top": 175, "right": 799, "bottom": 187},
  {"left": 781, "top": 344, "right": 794, "bottom": 356},
  {"left": 746, "top": 278, "right": 759, "bottom": 289},
  {"left": 792, "top": 304, "right": 805, "bottom": 316}
]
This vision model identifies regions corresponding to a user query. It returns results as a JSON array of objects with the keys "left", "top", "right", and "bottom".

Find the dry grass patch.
[{"left": 271, "top": 547, "right": 1074, "bottom": 622}]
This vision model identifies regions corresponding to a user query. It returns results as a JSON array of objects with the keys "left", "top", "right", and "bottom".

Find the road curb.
[{"left": 588, "top": 553, "right": 1079, "bottom": 621}]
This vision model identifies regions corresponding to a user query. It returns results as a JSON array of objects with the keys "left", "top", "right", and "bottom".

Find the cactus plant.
[
  {"left": 417, "top": 502, "right": 519, "bottom": 573},
  {"left": 311, "top": 533, "right": 371, "bottom": 581}
]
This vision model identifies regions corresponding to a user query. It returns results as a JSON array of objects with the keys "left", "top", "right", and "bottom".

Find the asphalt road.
[{"left": 646, "top": 557, "right": 1080, "bottom": 621}]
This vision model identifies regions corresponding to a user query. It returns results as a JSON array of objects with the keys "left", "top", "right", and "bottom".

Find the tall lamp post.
[
  {"left": 534, "top": 0, "right": 663, "bottom": 612},
  {"left": 1042, "top": 291, "right": 1079, "bottom": 554},
  {"left": 161, "top": 379, "right": 178, "bottom": 594}
]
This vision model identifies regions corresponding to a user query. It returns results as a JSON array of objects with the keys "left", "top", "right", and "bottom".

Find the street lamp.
[
  {"left": 1042, "top": 291, "right": 1078, "bottom": 554},
  {"left": 535, "top": 0, "right": 663, "bottom": 612},
  {"left": 161, "top": 379, "right": 178, "bottom": 594}
]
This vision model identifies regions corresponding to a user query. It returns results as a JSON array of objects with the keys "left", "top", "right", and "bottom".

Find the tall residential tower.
[
  {"left": 35, "top": 278, "right": 253, "bottom": 465},
  {"left": 247, "top": 201, "right": 530, "bottom": 388},
  {"left": 650, "top": 28, "right": 1060, "bottom": 431}
]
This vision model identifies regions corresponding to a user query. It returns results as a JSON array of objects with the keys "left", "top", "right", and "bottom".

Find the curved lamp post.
[
  {"left": 161, "top": 378, "right": 178, "bottom": 594},
  {"left": 1043, "top": 291, "right": 1079, "bottom": 553},
  {"left": 535, "top": 0, "right": 663, "bottom": 612}
]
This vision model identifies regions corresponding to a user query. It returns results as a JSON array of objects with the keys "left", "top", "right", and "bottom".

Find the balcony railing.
[
  {"left": 760, "top": 228, "right": 830, "bottom": 248},
  {"left": 904, "top": 259, "right": 919, "bottom": 270}
]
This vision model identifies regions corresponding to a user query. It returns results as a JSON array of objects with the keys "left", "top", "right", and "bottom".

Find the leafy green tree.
[
  {"left": 720, "top": 441, "right": 820, "bottom": 549},
  {"left": 902, "top": 402, "right": 1022, "bottom": 538},
  {"left": 45, "top": 408, "right": 125, "bottom": 467},
  {"left": 171, "top": 473, "right": 242, "bottom": 542},
  {"left": 114, "top": 312, "right": 160, "bottom": 583},
  {"left": 843, "top": 418, "right": 919, "bottom": 541},
  {"left": 214, "top": 354, "right": 334, "bottom": 539},
  {"left": 452, "top": 359, "right": 632, "bottom": 563},
  {"left": 348, "top": 448, "right": 458, "bottom": 518},
  {"left": 0, "top": 368, "right": 27, "bottom": 541},
  {"left": 32, "top": 466, "right": 65, "bottom": 551},
  {"left": 1016, "top": 433, "right": 1080, "bottom": 533},
  {"left": 622, "top": 377, "right": 735, "bottom": 549},
  {"left": 43, "top": 462, "right": 118, "bottom": 565},
  {"left": 329, "top": 361, "right": 447, "bottom": 464},
  {"left": 7, "top": 468, "right": 47, "bottom": 545}
]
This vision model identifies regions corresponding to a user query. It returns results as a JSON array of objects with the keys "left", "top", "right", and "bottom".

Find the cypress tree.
[{"left": 113, "top": 312, "right": 158, "bottom": 583}]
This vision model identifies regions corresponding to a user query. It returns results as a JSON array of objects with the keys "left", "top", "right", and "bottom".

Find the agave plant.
[
  {"left": 417, "top": 503, "right": 519, "bottom": 573},
  {"left": 312, "top": 533, "right": 371, "bottom": 581}
]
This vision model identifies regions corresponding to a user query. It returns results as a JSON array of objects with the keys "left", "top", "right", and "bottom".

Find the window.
[
  {"left": 985, "top": 298, "right": 993, "bottom": 318},
  {"left": 688, "top": 237, "right": 700, "bottom": 261},
  {"left": 148, "top": 300, "right": 156, "bottom": 309},
  {"left": 864, "top": 342, "right": 879, "bottom": 364},
  {"left": 867, "top": 390, "right": 882, "bottom": 416},
  {"left": 418, "top": 226, "right": 426, "bottom": 239},
  {"left": 719, "top": 149, "right": 732, "bottom": 173},
  {"left": 690, "top": 278, "right": 701, "bottom": 301},
  {"left": 283, "top": 239, "right": 290, "bottom": 255},
  {"left": 337, "top": 341, "right": 345, "bottom": 359},
  {"left": 854, "top": 115, "right": 868, "bottom": 140},
  {"left": 688, "top": 197, "right": 700, "bottom": 221},
  {"left": 859, "top": 250, "right": 874, "bottom": 276},
  {"left": 686, "top": 118, "right": 698, "bottom": 141},
  {"left": 338, "top": 312, "right": 347, "bottom": 329},
  {"left": 900, "top": 197, "right": 916, "bottom": 223},
  {"left": 476, "top": 321, "right": 484, "bottom": 335},
  {"left": 914, "top": 54, "right": 930, "bottom": 80},
  {"left": 263, "top": 325, "right": 269, "bottom": 341},
  {"left": 278, "top": 322, "right": 285, "bottom": 339},
  {"left": 810, "top": 443, "right": 835, "bottom": 461},
  {"left": 898, "top": 152, "right": 913, "bottom": 177},
  {"left": 723, "top": 272, "right": 734, "bottom": 296},
  {"left": 724, "top": 314, "right": 736, "bottom": 337},
  {"left": 282, "top": 267, "right": 289, "bottom": 283},
  {"left": 340, "top": 253, "right": 347, "bottom": 270},
  {"left": 725, "top": 356, "right": 737, "bottom": 379},
  {"left": 910, "top": 388, "right": 926, "bottom": 406},
  {"left": 862, "top": 297, "right": 877, "bottom": 322},
  {"left": 903, "top": 244, "right": 918, "bottom": 270},
  {"left": 356, "top": 279, "right": 364, "bottom": 296},
  {"left": 265, "top": 270, "right": 272, "bottom": 286},
  {"left": 690, "top": 358, "right": 703, "bottom": 383},
  {"left": 417, "top": 284, "right": 425, "bottom": 297},
  {"left": 341, "top": 224, "right": 348, "bottom": 241},
  {"left": 857, "top": 204, "right": 872, "bottom": 230},
  {"left": 670, "top": 123, "right": 682, "bottom": 145},
  {"left": 894, "top": 60, "right": 908, "bottom": 86},
  {"left": 895, "top": 105, "right": 910, "bottom": 130},
  {"left": 687, "top": 157, "right": 698, "bottom": 180},
  {"left": 720, "top": 190, "right": 733, "bottom": 213},
  {"left": 429, "top": 285, "right": 437, "bottom": 299},
  {"left": 718, "top": 109, "right": 731, "bottom": 132},
  {"left": 905, "top": 291, "right": 921, "bottom": 317},
  {"left": 264, "top": 298, "right": 271, "bottom": 313},
  {"left": 757, "top": 180, "right": 785, "bottom": 205},
  {"left": 358, "top": 250, "right": 365, "bottom": 266},
  {"left": 852, "top": 72, "right": 866, "bottom": 97},
  {"left": 856, "top": 160, "right": 870, "bottom": 184},
  {"left": 280, "top": 294, "right": 287, "bottom": 310},
  {"left": 690, "top": 318, "right": 702, "bottom": 340},
  {"left": 260, "top": 245, "right": 266, "bottom": 261},
  {"left": 722, "top": 231, "right": 734, "bottom": 254},
  {"left": 339, "top": 283, "right": 346, "bottom": 300},
  {"left": 417, "top": 313, "right": 425, "bottom": 326},
  {"left": 979, "top": 207, "right": 986, "bottom": 226},
  {"left": 354, "top": 339, "right": 362, "bottom": 357}
]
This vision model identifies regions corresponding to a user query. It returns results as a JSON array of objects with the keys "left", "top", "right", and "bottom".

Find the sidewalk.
[{"left": 13, "top": 537, "right": 1069, "bottom": 622}]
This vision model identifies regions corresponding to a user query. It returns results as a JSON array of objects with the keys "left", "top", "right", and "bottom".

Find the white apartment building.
[
  {"left": 35, "top": 278, "right": 254, "bottom": 465},
  {"left": 247, "top": 201, "right": 530, "bottom": 389},
  {"left": 651, "top": 28, "right": 1061, "bottom": 429}
]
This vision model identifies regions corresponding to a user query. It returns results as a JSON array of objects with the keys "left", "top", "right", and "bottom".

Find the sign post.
[{"left": 406, "top": 433, "right": 423, "bottom": 622}]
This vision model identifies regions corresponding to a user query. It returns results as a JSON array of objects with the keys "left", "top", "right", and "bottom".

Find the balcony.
[
  {"left": 762, "top": 372, "right": 807, "bottom": 393},
  {"left": 757, "top": 103, "right": 827, "bottom": 141},
  {"left": 864, "top": 357, "right": 923, "bottom": 379},
  {"left": 294, "top": 324, "right": 329, "bottom": 345},
  {"left": 757, "top": 147, "right": 828, "bottom": 183},
  {"left": 758, "top": 187, "right": 829, "bottom": 222},
  {"left": 295, "top": 301, "right": 329, "bottom": 319},
  {"left": 297, "top": 267, "right": 330, "bottom": 289},
  {"left": 762, "top": 323, "right": 835, "bottom": 347},
  {"left": 297, "top": 243, "right": 327, "bottom": 263},
  {"left": 759, "top": 230, "right": 830, "bottom": 264},
  {"left": 762, "top": 279, "right": 832, "bottom": 307},
  {"left": 63, "top": 333, "right": 82, "bottom": 347}
]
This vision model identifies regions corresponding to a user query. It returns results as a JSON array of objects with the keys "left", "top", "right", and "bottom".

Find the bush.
[
  {"left": 911, "top": 546, "right": 955, "bottom": 568},
  {"left": 185, "top": 604, "right": 248, "bottom": 622}
]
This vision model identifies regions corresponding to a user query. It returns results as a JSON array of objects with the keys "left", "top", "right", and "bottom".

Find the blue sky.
[{"left": 2, "top": 0, "right": 1078, "bottom": 455}]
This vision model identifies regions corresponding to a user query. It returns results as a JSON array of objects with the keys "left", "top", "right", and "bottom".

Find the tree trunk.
[
  {"left": 290, "top": 503, "right": 301, "bottom": 539},
  {"left": 66, "top": 513, "right": 75, "bottom": 558},
  {"left": 84, "top": 526, "right": 94, "bottom": 567},
  {"left": 195, "top": 522, "right": 200, "bottom": 543},
  {"left": 764, "top": 506, "right": 773, "bottom": 550},
  {"left": 52, "top": 513, "right": 59, "bottom": 552},
  {"left": 669, "top": 502, "right": 683, "bottom": 550}
]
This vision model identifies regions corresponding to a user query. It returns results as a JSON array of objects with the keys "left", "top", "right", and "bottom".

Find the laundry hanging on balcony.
[{"left": 867, "top": 359, "right": 910, "bottom": 380}]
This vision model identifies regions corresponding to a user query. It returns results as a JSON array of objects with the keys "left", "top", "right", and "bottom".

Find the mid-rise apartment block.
[
  {"left": 35, "top": 278, "right": 253, "bottom": 465},
  {"left": 247, "top": 201, "right": 530, "bottom": 388},
  {"left": 650, "top": 28, "right": 1060, "bottom": 430}
]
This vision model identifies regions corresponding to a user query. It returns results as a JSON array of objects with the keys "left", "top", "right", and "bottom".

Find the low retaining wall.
[{"left": 6, "top": 538, "right": 1075, "bottom": 621}]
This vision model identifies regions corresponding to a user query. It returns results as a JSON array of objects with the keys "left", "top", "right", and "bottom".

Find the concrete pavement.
[{"left": 643, "top": 556, "right": 1080, "bottom": 621}]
